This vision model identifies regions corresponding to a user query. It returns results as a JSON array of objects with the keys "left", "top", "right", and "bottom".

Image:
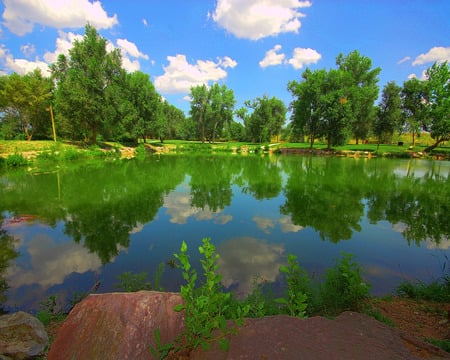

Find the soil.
[{"left": 368, "top": 297, "right": 449, "bottom": 342}]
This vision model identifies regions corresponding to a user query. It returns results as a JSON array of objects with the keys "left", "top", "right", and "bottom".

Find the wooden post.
[{"left": 49, "top": 105, "right": 57, "bottom": 142}]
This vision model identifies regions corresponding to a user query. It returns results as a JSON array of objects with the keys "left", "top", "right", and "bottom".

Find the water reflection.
[
  {"left": 0, "top": 221, "right": 19, "bottom": 312},
  {"left": 217, "top": 237, "right": 284, "bottom": 297},
  {"left": 0, "top": 155, "right": 449, "bottom": 311}
]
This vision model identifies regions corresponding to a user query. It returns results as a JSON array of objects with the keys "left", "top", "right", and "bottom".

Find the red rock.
[
  {"left": 47, "top": 291, "right": 184, "bottom": 360},
  {"left": 191, "top": 312, "right": 450, "bottom": 360}
]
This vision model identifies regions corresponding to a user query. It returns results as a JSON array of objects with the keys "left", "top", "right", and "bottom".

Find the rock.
[
  {"left": 47, "top": 291, "right": 184, "bottom": 360},
  {"left": 0, "top": 311, "right": 49, "bottom": 359},
  {"left": 191, "top": 312, "right": 450, "bottom": 360}
]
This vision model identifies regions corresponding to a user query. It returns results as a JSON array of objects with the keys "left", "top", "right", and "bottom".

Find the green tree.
[
  {"left": 423, "top": 61, "right": 450, "bottom": 152},
  {"left": 189, "top": 83, "right": 235, "bottom": 143},
  {"left": 401, "top": 78, "right": 427, "bottom": 146},
  {"left": 0, "top": 70, "right": 53, "bottom": 140},
  {"left": 51, "top": 24, "right": 122, "bottom": 143},
  {"left": 288, "top": 68, "right": 327, "bottom": 148},
  {"left": 243, "top": 95, "right": 286, "bottom": 143},
  {"left": 336, "top": 50, "right": 381, "bottom": 143},
  {"left": 374, "top": 81, "right": 402, "bottom": 145}
]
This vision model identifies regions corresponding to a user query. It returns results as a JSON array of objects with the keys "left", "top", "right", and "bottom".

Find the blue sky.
[{"left": 1, "top": 0, "right": 449, "bottom": 116}]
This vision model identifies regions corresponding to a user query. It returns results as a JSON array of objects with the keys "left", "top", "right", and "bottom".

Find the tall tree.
[
  {"left": 336, "top": 50, "right": 381, "bottom": 144},
  {"left": 423, "top": 61, "right": 450, "bottom": 152},
  {"left": 0, "top": 70, "right": 52, "bottom": 140},
  {"left": 374, "top": 81, "right": 402, "bottom": 145},
  {"left": 401, "top": 78, "right": 427, "bottom": 146},
  {"left": 288, "top": 68, "right": 327, "bottom": 148},
  {"left": 51, "top": 24, "right": 122, "bottom": 143},
  {"left": 243, "top": 95, "right": 287, "bottom": 143},
  {"left": 189, "top": 83, "right": 235, "bottom": 143}
]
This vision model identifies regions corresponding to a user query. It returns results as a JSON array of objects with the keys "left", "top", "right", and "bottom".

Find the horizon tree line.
[{"left": 0, "top": 24, "right": 448, "bottom": 151}]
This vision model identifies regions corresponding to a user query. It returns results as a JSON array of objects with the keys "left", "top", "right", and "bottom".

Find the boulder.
[
  {"left": 48, "top": 291, "right": 450, "bottom": 360},
  {"left": 47, "top": 291, "right": 184, "bottom": 360},
  {"left": 0, "top": 311, "right": 49, "bottom": 359},
  {"left": 191, "top": 312, "right": 450, "bottom": 360}
]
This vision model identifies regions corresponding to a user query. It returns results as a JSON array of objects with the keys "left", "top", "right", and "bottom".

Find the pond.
[{"left": 1, "top": 154, "right": 449, "bottom": 313}]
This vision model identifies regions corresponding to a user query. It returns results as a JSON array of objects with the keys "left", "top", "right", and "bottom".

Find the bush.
[
  {"left": 6, "top": 153, "right": 28, "bottom": 167},
  {"left": 318, "top": 252, "right": 370, "bottom": 316}
]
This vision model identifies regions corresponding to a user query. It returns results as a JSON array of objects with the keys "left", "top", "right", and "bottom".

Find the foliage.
[
  {"left": 318, "top": 252, "right": 370, "bottom": 315},
  {"left": 425, "top": 338, "right": 450, "bottom": 353},
  {"left": 374, "top": 81, "right": 403, "bottom": 144},
  {"left": 6, "top": 152, "right": 28, "bottom": 167},
  {"left": 36, "top": 294, "right": 65, "bottom": 326},
  {"left": 396, "top": 257, "right": 450, "bottom": 303},
  {"left": 423, "top": 61, "right": 450, "bottom": 152},
  {"left": 115, "top": 271, "right": 153, "bottom": 292},
  {"left": 239, "top": 95, "right": 287, "bottom": 143},
  {"left": 275, "top": 254, "right": 309, "bottom": 317},
  {"left": 151, "top": 238, "right": 249, "bottom": 357},
  {"left": 189, "top": 84, "right": 235, "bottom": 143}
]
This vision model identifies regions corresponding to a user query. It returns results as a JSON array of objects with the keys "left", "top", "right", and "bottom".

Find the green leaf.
[
  {"left": 174, "top": 304, "right": 185, "bottom": 312},
  {"left": 218, "top": 338, "right": 230, "bottom": 352}
]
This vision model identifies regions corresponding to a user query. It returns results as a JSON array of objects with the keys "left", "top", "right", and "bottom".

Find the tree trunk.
[{"left": 424, "top": 137, "right": 447, "bottom": 153}]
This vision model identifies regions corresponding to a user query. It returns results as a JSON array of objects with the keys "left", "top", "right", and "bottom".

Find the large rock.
[
  {"left": 47, "top": 291, "right": 184, "bottom": 360},
  {"left": 191, "top": 312, "right": 450, "bottom": 360},
  {"left": 48, "top": 291, "right": 449, "bottom": 360},
  {"left": 0, "top": 311, "right": 49, "bottom": 359}
]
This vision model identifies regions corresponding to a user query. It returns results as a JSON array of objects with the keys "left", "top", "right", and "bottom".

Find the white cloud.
[
  {"left": 412, "top": 46, "right": 450, "bottom": 66},
  {"left": 259, "top": 44, "right": 285, "bottom": 68},
  {"left": 20, "top": 43, "right": 36, "bottom": 58},
  {"left": 142, "top": 18, "right": 148, "bottom": 27},
  {"left": 212, "top": 0, "right": 312, "bottom": 40},
  {"left": 43, "top": 30, "right": 83, "bottom": 63},
  {"left": 0, "top": 46, "right": 50, "bottom": 75},
  {"left": 154, "top": 54, "right": 237, "bottom": 94},
  {"left": 407, "top": 73, "right": 417, "bottom": 80},
  {"left": 116, "top": 39, "right": 149, "bottom": 60},
  {"left": 2, "top": 0, "right": 118, "bottom": 36},
  {"left": 397, "top": 56, "right": 411, "bottom": 65},
  {"left": 288, "top": 47, "right": 321, "bottom": 69}
]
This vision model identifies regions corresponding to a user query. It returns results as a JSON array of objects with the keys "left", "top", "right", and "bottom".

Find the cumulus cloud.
[
  {"left": 253, "top": 215, "right": 275, "bottom": 234},
  {"left": 163, "top": 191, "right": 232, "bottom": 224},
  {"left": 259, "top": 44, "right": 285, "bottom": 68},
  {"left": 117, "top": 39, "right": 149, "bottom": 60},
  {"left": 412, "top": 46, "right": 450, "bottom": 66},
  {"left": 43, "top": 30, "right": 83, "bottom": 63},
  {"left": 288, "top": 47, "right": 321, "bottom": 69},
  {"left": 212, "top": 0, "right": 312, "bottom": 40},
  {"left": 2, "top": 0, "right": 118, "bottom": 36},
  {"left": 154, "top": 54, "right": 237, "bottom": 94},
  {"left": 217, "top": 237, "right": 285, "bottom": 296},
  {"left": 6, "top": 234, "right": 102, "bottom": 288},
  {"left": 0, "top": 45, "right": 50, "bottom": 75}
]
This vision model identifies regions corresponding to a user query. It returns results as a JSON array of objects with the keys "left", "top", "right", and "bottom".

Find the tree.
[
  {"left": 336, "top": 50, "right": 381, "bottom": 144},
  {"left": 423, "top": 61, "right": 450, "bottom": 152},
  {"left": 289, "top": 68, "right": 351, "bottom": 149},
  {"left": 242, "top": 95, "right": 287, "bottom": 143},
  {"left": 0, "top": 70, "right": 53, "bottom": 140},
  {"left": 288, "top": 68, "right": 326, "bottom": 148},
  {"left": 374, "top": 81, "right": 402, "bottom": 145},
  {"left": 189, "top": 83, "right": 236, "bottom": 143},
  {"left": 157, "top": 100, "right": 185, "bottom": 142},
  {"left": 401, "top": 78, "right": 427, "bottom": 146},
  {"left": 51, "top": 24, "right": 122, "bottom": 143}
]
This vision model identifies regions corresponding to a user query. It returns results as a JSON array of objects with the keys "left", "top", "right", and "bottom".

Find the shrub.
[
  {"left": 6, "top": 153, "right": 28, "bottom": 167},
  {"left": 318, "top": 252, "right": 370, "bottom": 316}
]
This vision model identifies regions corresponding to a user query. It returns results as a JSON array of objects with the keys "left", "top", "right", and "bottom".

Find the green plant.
[
  {"left": 151, "top": 238, "right": 249, "bottom": 358},
  {"left": 115, "top": 271, "right": 153, "bottom": 292},
  {"left": 276, "top": 254, "right": 309, "bottom": 317},
  {"left": 396, "top": 279, "right": 450, "bottom": 302},
  {"left": 319, "top": 252, "right": 370, "bottom": 315},
  {"left": 6, "top": 152, "right": 28, "bottom": 167},
  {"left": 36, "top": 294, "right": 65, "bottom": 326},
  {"left": 425, "top": 338, "right": 450, "bottom": 353}
]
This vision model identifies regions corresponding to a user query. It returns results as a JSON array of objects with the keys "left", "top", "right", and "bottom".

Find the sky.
[{"left": 0, "top": 0, "right": 449, "bottom": 116}]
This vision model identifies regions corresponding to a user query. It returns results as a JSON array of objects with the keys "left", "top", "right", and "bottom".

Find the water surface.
[{"left": 1, "top": 154, "right": 449, "bottom": 312}]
